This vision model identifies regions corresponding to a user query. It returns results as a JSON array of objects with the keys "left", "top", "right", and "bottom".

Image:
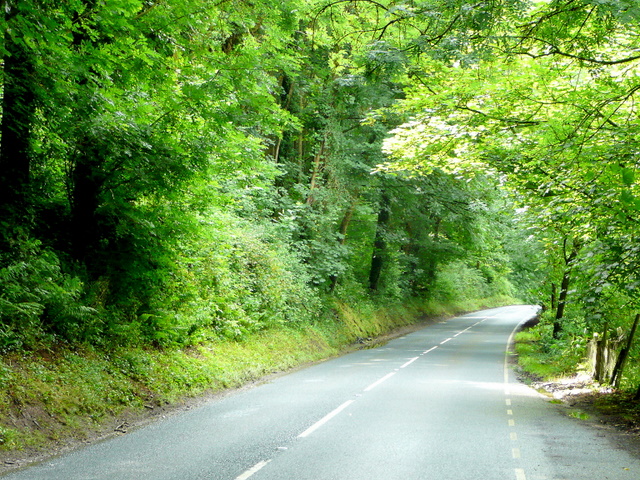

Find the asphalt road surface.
[{"left": 3, "top": 305, "right": 640, "bottom": 479}]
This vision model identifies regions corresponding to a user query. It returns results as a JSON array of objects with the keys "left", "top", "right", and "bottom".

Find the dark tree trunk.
[
  {"left": 553, "top": 271, "right": 571, "bottom": 338},
  {"left": 69, "top": 147, "right": 105, "bottom": 274},
  {"left": 369, "top": 193, "right": 390, "bottom": 292},
  {"left": 0, "top": 33, "right": 36, "bottom": 243},
  {"left": 553, "top": 237, "right": 581, "bottom": 338},
  {"left": 594, "top": 323, "right": 608, "bottom": 383},
  {"left": 550, "top": 282, "right": 557, "bottom": 312}
]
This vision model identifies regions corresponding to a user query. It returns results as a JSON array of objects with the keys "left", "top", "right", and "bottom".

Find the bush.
[
  {"left": 143, "top": 211, "right": 322, "bottom": 344},
  {"left": 431, "top": 261, "right": 486, "bottom": 302}
]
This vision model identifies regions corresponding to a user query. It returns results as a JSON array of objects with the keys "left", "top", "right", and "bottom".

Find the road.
[{"left": 3, "top": 305, "right": 639, "bottom": 479}]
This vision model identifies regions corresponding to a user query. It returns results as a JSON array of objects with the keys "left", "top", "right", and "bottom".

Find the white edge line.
[
  {"left": 363, "top": 371, "right": 396, "bottom": 392},
  {"left": 234, "top": 460, "right": 272, "bottom": 480},
  {"left": 298, "top": 400, "right": 354, "bottom": 438},
  {"left": 400, "top": 357, "right": 419, "bottom": 368},
  {"left": 504, "top": 317, "right": 525, "bottom": 384}
]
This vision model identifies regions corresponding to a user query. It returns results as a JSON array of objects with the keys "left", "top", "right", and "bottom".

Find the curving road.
[{"left": 3, "top": 305, "right": 640, "bottom": 479}]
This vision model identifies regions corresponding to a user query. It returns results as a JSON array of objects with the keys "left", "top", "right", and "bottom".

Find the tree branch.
[
  {"left": 511, "top": 36, "right": 640, "bottom": 66},
  {"left": 456, "top": 104, "right": 540, "bottom": 126}
]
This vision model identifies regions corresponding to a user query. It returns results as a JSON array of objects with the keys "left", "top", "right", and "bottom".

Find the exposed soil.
[{"left": 532, "top": 374, "right": 640, "bottom": 435}]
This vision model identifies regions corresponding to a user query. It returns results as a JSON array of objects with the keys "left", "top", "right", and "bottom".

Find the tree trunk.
[
  {"left": 329, "top": 201, "right": 356, "bottom": 292},
  {"left": 306, "top": 135, "right": 327, "bottom": 205},
  {"left": 69, "top": 146, "right": 106, "bottom": 275},
  {"left": 611, "top": 313, "right": 640, "bottom": 388},
  {"left": 0, "top": 32, "right": 36, "bottom": 242},
  {"left": 553, "top": 271, "right": 571, "bottom": 337},
  {"left": 553, "top": 237, "right": 581, "bottom": 338},
  {"left": 369, "top": 193, "right": 390, "bottom": 292},
  {"left": 594, "top": 322, "right": 609, "bottom": 383},
  {"left": 550, "top": 282, "right": 557, "bottom": 312}
]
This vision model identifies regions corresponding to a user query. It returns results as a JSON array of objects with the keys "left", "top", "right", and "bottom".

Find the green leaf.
[
  {"left": 621, "top": 168, "right": 635, "bottom": 186},
  {"left": 620, "top": 189, "right": 635, "bottom": 205}
]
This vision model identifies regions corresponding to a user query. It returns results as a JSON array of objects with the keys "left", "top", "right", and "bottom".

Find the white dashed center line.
[
  {"left": 363, "top": 372, "right": 396, "bottom": 392},
  {"left": 298, "top": 400, "right": 355, "bottom": 438},
  {"left": 234, "top": 460, "right": 272, "bottom": 480},
  {"left": 400, "top": 357, "right": 419, "bottom": 369}
]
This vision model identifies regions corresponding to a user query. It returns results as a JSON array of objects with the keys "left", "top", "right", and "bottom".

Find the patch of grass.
[
  {"left": 514, "top": 325, "right": 583, "bottom": 381},
  {"left": 0, "top": 337, "right": 329, "bottom": 455},
  {"left": 518, "top": 354, "right": 565, "bottom": 379},
  {"left": 0, "top": 426, "right": 20, "bottom": 449},
  {"left": 568, "top": 410, "right": 590, "bottom": 420},
  {"left": 514, "top": 330, "right": 538, "bottom": 343}
]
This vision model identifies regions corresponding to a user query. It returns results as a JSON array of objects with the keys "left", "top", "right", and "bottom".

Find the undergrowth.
[{"left": 514, "top": 319, "right": 585, "bottom": 382}]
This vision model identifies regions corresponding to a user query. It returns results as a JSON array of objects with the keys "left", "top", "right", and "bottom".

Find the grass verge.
[{"left": 513, "top": 328, "right": 583, "bottom": 382}]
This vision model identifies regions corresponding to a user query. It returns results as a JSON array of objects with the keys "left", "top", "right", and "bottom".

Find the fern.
[{"left": 0, "top": 241, "right": 100, "bottom": 349}]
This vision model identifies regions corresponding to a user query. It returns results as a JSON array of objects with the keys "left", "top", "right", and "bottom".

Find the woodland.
[{"left": 1, "top": 0, "right": 640, "bottom": 432}]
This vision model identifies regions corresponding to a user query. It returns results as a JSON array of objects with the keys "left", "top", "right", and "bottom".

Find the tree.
[{"left": 0, "top": 0, "right": 308, "bottom": 344}]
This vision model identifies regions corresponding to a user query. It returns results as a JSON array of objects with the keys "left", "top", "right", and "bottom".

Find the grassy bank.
[{"left": 0, "top": 295, "right": 514, "bottom": 462}]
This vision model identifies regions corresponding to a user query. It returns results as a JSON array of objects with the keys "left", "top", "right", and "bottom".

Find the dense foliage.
[
  {"left": 8, "top": 0, "right": 637, "bottom": 394},
  {"left": 0, "top": 0, "right": 536, "bottom": 356}
]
